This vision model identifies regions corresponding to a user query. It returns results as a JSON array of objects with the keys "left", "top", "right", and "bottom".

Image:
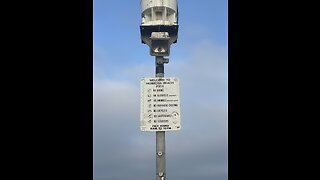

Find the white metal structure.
[
  {"left": 141, "top": 0, "right": 178, "bottom": 26},
  {"left": 140, "top": 0, "right": 179, "bottom": 56}
]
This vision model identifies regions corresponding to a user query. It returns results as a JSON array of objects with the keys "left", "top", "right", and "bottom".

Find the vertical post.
[{"left": 155, "top": 56, "right": 166, "bottom": 180}]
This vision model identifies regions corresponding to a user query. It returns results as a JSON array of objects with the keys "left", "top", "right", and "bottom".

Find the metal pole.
[{"left": 156, "top": 56, "right": 166, "bottom": 180}]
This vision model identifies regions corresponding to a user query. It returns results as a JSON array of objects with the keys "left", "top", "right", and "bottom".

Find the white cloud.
[{"left": 94, "top": 79, "right": 139, "bottom": 119}]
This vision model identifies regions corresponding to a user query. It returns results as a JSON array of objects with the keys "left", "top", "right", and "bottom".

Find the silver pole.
[
  {"left": 156, "top": 131, "right": 165, "bottom": 180},
  {"left": 156, "top": 56, "right": 166, "bottom": 180}
]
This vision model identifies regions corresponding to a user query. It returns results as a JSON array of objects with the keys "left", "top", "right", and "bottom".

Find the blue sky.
[{"left": 94, "top": 0, "right": 228, "bottom": 180}]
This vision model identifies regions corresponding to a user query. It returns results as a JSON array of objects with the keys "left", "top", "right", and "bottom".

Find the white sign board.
[{"left": 140, "top": 77, "right": 181, "bottom": 131}]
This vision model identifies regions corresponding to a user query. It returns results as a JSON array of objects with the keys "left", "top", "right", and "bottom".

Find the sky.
[{"left": 93, "top": 0, "right": 228, "bottom": 180}]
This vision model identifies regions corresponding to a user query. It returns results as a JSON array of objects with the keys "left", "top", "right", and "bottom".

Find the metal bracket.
[{"left": 156, "top": 56, "right": 169, "bottom": 65}]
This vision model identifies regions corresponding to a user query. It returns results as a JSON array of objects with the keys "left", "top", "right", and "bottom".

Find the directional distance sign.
[{"left": 140, "top": 77, "right": 181, "bottom": 131}]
